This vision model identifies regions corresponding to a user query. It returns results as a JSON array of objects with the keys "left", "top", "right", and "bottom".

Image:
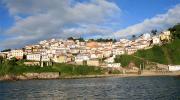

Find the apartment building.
[{"left": 11, "top": 50, "right": 24, "bottom": 59}]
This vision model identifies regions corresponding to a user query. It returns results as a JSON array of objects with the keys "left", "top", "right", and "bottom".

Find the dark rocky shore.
[{"left": 0, "top": 71, "right": 179, "bottom": 81}]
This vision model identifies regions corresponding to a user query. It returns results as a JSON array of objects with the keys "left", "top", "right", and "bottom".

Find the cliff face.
[{"left": 0, "top": 72, "right": 60, "bottom": 81}]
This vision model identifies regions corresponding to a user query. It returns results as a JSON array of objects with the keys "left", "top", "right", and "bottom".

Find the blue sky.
[
  {"left": 113, "top": 0, "right": 180, "bottom": 28},
  {"left": 0, "top": 0, "right": 180, "bottom": 50}
]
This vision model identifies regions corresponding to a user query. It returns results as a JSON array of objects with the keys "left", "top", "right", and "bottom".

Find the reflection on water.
[{"left": 0, "top": 76, "right": 180, "bottom": 100}]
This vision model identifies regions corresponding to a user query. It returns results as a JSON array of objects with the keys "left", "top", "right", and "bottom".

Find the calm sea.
[{"left": 0, "top": 76, "right": 179, "bottom": 100}]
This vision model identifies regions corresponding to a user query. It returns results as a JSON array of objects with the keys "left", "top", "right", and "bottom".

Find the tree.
[
  {"left": 139, "top": 34, "right": 143, "bottom": 37},
  {"left": 169, "top": 24, "right": 180, "bottom": 39},
  {"left": 1, "top": 49, "right": 11, "bottom": 52},
  {"left": 89, "top": 39, "right": 94, "bottom": 42},
  {"left": 151, "top": 29, "right": 157, "bottom": 35},
  {"left": 9, "top": 57, "right": 18, "bottom": 66},
  {"left": 168, "top": 27, "right": 176, "bottom": 33},
  {"left": 77, "top": 37, "right": 85, "bottom": 42},
  {"left": 113, "top": 39, "right": 117, "bottom": 43},
  {"left": 149, "top": 40, "right": 153, "bottom": 46},
  {"left": 67, "top": 37, "right": 74, "bottom": 40},
  {"left": 132, "top": 35, "right": 136, "bottom": 40},
  {"left": 96, "top": 38, "right": 103, "bottom": 42},
  {"left": 0, "top": 56, "right": 3, "bottom": 64}
]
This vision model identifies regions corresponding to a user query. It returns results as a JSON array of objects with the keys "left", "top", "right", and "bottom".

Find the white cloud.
[
  {"left": 114, "top": 4, "right": 180, "bottom": 37},
  {"left": 1, "top": 0, "right": 120, "bottom": 49}
]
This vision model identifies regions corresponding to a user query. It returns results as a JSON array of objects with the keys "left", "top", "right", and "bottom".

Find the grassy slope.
[
  {"left": 163, "top": 39, "right": 180, "bottom": 64},
  {"left": 135, "top": 39, "right": 180, "bottom": 65},
  {"left": 0, "top": 63, "right": 105, "bottom": 76},
  {"left": 117, "top": 24, "right": 180, "bottom": 66},
  {"left": 115, "top": 39, "right": 180, "bottom": 67},
  {"left": 135, "top": 45, "right": 167, "bottom": 64},
  {"left": 114, "top": 54, "right": 145, "bottom": 67}
]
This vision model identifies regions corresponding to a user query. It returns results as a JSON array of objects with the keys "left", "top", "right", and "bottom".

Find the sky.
[{"left": 0, "top": 0, "right": 180, "bottom": 50}]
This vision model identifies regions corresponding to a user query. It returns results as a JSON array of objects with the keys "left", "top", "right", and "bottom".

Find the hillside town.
[{"left": 0, "top": 30, "right": 173, "bottom": 69}]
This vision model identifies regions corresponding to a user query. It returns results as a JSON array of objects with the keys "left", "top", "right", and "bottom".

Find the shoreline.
[
  {"left": 58, "top": 72, "right": 180, "bottom": 79},
  {"left": 0, "top": 71, "right": 180, "bottom": 81}
]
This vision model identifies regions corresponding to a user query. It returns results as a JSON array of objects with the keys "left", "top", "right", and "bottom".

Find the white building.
[
  {"left": 120, "top": 39, "right": 130, "bottom": 43},
  {"left": 90, "top": 53, "right": 98, "bottom": 59},
  {"left": 125, "top": 47, "right": 137, "bottom": 55},
  {"left": 168, "top": 65, "right": 180, "bottom": 71},
  {"left": 11, "top": 50, "right": 24, "bottom": 59},
  {"left": 142, "top": 33, "right": 151, "bottom": 40},
  {"left": 152, "top": 36, "right": 160, "bottom": 45},
  {"left": 75, "top": 54, "right": 90, "bottom": 65},
  {"left": 163, "top": 31, "right": 171, "bottom": 35},
  {"left": 27, "top": 53, "right": 41, "bottom": 61},
  {"left": 103, "top": 50, "right": 112, "bottom": 58},
  {"left": 107, "top": 63, "right": 121, "bottom": 68},
  {"left": 119, "top": 39, "right": 130, "bottom": 47},
  {"left": 42, "top": 55, "right": 50, "bottom": 61},
  {"left": 133, "top": 43, "right": 149, "bottom": 50},
  {"left": 104, "top": 55, "right": 115, "bottom": 63},
  {"left": 39, "top": 40, "right": 47, "bottom": 44},
  {"left": 75, "top": 54, "right": 90, "bottom": 62},
  {"left": 70, "top": 48, "right": 79, "bottom": 54},
  {"left": 113, "top": 48, "right": 125, "bottom": 55}
]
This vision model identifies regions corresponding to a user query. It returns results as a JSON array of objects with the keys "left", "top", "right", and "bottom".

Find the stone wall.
[{"left": 0, "top": 72, "right": 60, "bottom": 80}]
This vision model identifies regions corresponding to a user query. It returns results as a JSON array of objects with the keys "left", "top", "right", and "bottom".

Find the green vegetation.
[
  {"left": 94, "top": 38, "right": 117, "bottom": 43},
  {"left": 115, "top": 37, "right": 180, "bottom": 67},
  {"left": 0, "top": 58, "right": 106, "bottom": 76},
  {"left": 67, "top": 37, "right": 85, "bottom": 42},
  {"left": 132, "top": 35, "right": 136, "bottom": 40},
  {"left": 0, "top": 58, "right": 56, "bottom": 76},
  {"left": 53, "top": 63, "right": 105, "bottom": 76},
  {"left": 134, "top": 45, "right": 168, "bottom": 64},
  {"left": 169, "top": 23, "right": 180, "bottom": 39},
  {"left": 1, "top": 49, "right": 11, "bottom": 52},
  {"left": 151, "top": 29, "right": 157, "bottom": 35},
  {"left": 109, "top": 69, "right": 123, "bottom": 74},
  {"left": 133, "top": 40, "right": 180, "bottom": 65},
  {"left": 114, "top": 54, "right": 145, "bottom": 67},
  {"left": 115, "top": 24, "right": 180, "bottom": 67}
]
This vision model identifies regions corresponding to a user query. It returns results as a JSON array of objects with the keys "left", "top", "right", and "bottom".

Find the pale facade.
[
  {"left": 160, "top": 31, "right": 171, "bottom": 41},
  {"left": 27, "top": 54, "right": 41, "bottom": 61},
  {"left": 126, "top": 47, "right": 137, "bottom": 55},
  {"left": 107, "top": 63, "right": 121, "bottom": 68},
  {"left": 168, "top": 65, "right": 180, "bottom": 71},
  {"left": 142, "top": 33, "right": 151, "bottom": 40},
  {"left": 113, "top": 48, "right": 125, "bottom": 55},
  {"left": 53, "top": 55, "right": 67, "bottom": 63},
  {"left": 152, "top": 36, "right": 160, "bottom": 44},
  {"left": 11, "top": 50, "right": 24, "bottom": 59},
  {"left": 87, "top": 59, "right": 100, "bottom": 66}
]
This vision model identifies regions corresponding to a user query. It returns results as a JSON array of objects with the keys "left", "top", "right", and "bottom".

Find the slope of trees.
[{"left": 169, "top": 23, "right": 180, "bottom": 39}]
